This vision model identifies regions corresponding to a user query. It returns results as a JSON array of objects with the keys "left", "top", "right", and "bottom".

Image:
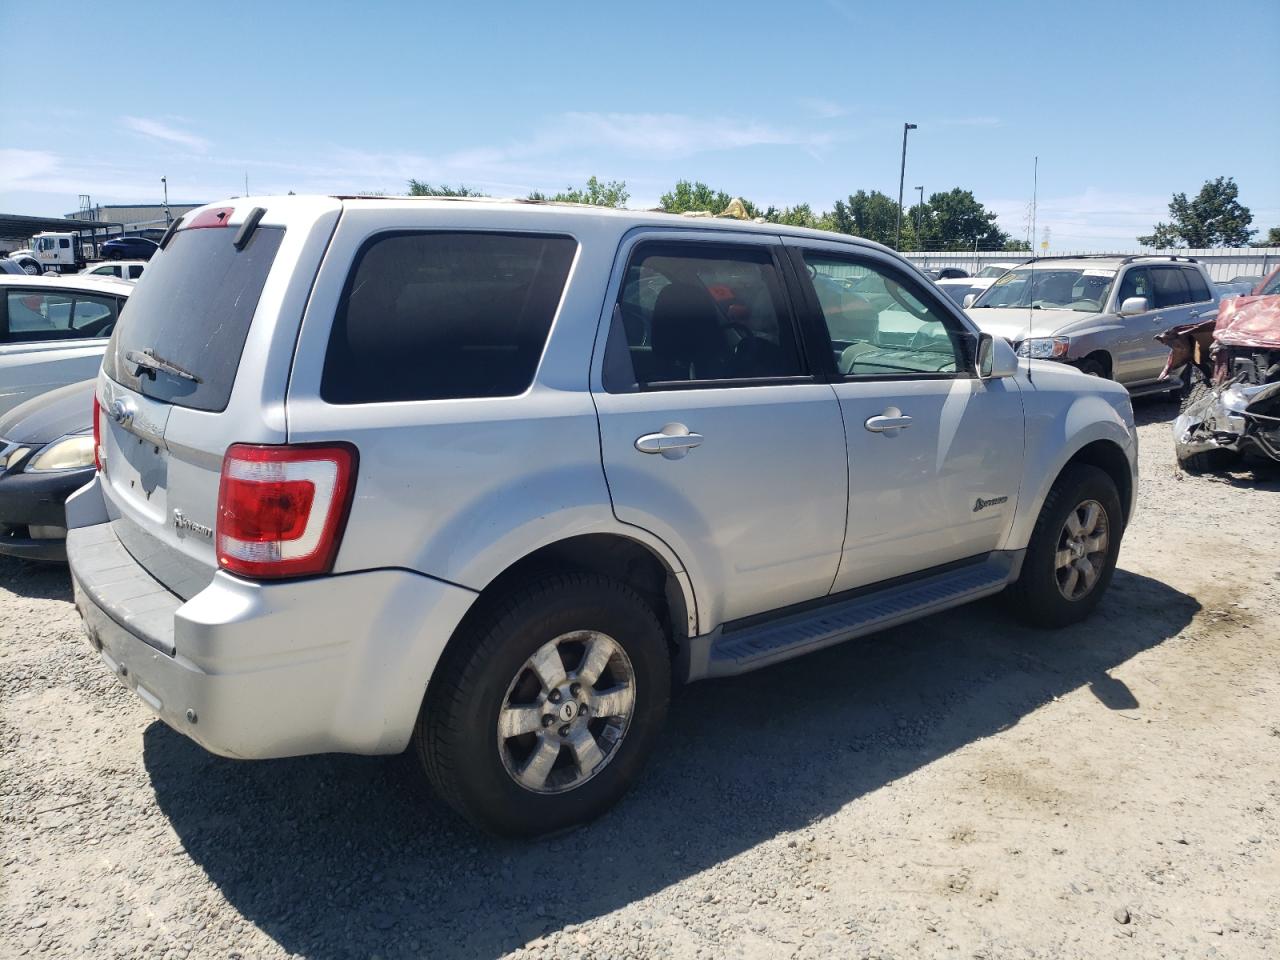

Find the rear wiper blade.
[{"left": 125, "top": 348, "right": 202, "bottom": 383}]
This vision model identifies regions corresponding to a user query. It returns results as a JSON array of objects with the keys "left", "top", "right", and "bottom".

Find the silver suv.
[
  {"left": 965, "top": 255, "right": 1218, "bottom": 394},
  {"left": 67, "top": 197, "right": 1138, "bottom": 835}
]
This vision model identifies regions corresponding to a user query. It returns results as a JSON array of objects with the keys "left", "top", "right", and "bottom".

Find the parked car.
[
  {"left": 966, "top": 255, "right": 1218, "bottom": 394},
  {"left": 0, "top": 379, "right": 96, "bottom": 560},
  {"left": 1160, "top": 266, "right": 1280, "bottom": 471},
  {"left": 99, "top": 236, "right": 159, "bottom": 261},
  {"left": 1, "top": 259, "right": 30, "bottom": 276},
  {"left": 1215, "top": 279, "right": 1256, "bottom": 298},
  {"left": 0, "top": 274, "right": 132, "bottom": 416},
  {"left": 925, "top": 266, "right": 970, "bottom": 280},
  {"left": 82, "top": 260, "right": 146, "bottom": 280},
  {"left": 6, "top": 251, "right": 44, "bottom": 276},
  {"left": 935, "top": 279, "right": 976, "bottom": 306},
  {"left": 67, "top": 197, "right": 1138, "bottom": 837}
]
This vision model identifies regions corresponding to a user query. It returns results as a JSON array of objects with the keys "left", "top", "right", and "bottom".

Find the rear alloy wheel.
[
  {"left": 415, "top": 573, "right": 670, "bottom": 836},
  {"left": 1007, "top": 464, "right": 1123, "bottom": 628}
]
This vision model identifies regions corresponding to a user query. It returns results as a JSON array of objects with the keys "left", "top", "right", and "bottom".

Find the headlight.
[
  {"left": 1015, "top": 337, "right": 1070, "bottom": 359},
  {"left": 25, "top": 435, "right": 96, "bottom": 472}
]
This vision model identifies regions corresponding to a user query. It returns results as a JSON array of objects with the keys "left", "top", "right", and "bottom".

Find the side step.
[{"left": 683, "top": 552, "right": 1021, "bottom": 681}]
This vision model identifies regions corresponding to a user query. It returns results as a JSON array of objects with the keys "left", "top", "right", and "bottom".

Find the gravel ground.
[{"left": 2, "top": 396, "right": 1278, "bottom": 960}]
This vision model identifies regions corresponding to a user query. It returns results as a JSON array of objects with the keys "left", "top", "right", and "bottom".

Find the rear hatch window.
[{"left": 103, "top": 225, "right": 285, "bottom": 411}]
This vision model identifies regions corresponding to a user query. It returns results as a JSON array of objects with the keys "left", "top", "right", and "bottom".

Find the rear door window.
[
  {"left": 1182, "top": 268, "right": 1211, "bottom": 303},
  {"left": 321, "top": 231, "right": 577, "bottom": 404},
  {"left": 103, "top": 225, "right": 285, "bottom": 411},
  {"left": 3, "top": 290, "right": 116, "bottom": 343},
  {"left": 1151, "top": 266, "right": 1190, "bottom": 308}
]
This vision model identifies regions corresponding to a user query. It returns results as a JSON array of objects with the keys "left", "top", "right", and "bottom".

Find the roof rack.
[
  {"left": 1017, "top": 253, "right": 1199, "bottom": 266},
  {"left": 1118, "top": 254, "right": 1199, "bottom": 264}
]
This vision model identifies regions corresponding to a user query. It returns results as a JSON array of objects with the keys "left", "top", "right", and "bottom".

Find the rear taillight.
[
  {"left": 215, "top": 443, "right": 357, "bottom": 579},
  {"left": 92, "top": 395, "right": 103, "bottom": 471}
]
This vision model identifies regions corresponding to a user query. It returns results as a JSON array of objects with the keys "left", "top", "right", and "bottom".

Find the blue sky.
[{"left": 2, "top": 0, "right": 1277, "bottom": 250}]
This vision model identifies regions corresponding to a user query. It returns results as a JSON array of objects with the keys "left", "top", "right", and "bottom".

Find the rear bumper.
[{"left": 66, "top": 479, "right": 478, "bottom": 759}]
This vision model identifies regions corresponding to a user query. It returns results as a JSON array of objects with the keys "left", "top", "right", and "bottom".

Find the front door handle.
[
  {"left": 636, "top": 423, "right": 704, "bottom": 459},
  {"left": 864, "top": 408, "right": 913, "bottom": 436}
]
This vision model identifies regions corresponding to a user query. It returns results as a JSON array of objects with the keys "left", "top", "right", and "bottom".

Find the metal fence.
[{"left": 903, "top": 248, "right": 1280, "bottom": 282}]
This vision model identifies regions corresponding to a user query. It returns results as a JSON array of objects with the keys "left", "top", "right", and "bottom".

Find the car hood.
[
  {"left": 1214, "top": 294, "right": 1280, "bottom": 350},
  {"left": 964, "top": 307, "right": 1087, "bottom": 341},
  {"left": 0, "top": 379, "right": 96, "bottom": 444}
]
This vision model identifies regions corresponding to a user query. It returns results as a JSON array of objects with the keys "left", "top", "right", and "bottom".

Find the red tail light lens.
[
  {"left": 216, "top": 443, "right": 357, "bottom": 579},
  {"left": 92, "top": 394, "right": 103, "bottom": 471}
]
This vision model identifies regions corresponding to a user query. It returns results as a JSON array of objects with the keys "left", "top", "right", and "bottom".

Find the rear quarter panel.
[{"left": 0, "top": 340, "right": 107, "bottom": 417}]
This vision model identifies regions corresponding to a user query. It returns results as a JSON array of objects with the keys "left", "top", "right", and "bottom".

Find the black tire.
[
  {"left": 1006, "top": 464, "right": 1123, "bottom": 628},
  {"left": 1075, "top": 357, "right": 1107, "bottom": 378},
  {"left": 414, "top": 572, "right": 671, "bottom": 837},
  {"left": 1176, "top": 376, "right": 1241, "bottom": 473},
  {"left": 106, "top": 248, "right": 123, "bottom": 260}
]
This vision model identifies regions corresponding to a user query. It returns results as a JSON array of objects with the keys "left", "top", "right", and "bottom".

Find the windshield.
[
  {"left": 977, "top": 264, "right": 1009, "bottom": 278},
  {"left": 972, "top": 267, "right": 1115, "bottom": 312}
]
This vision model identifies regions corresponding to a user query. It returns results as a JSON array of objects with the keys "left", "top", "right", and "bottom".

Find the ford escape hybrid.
[{"left": 67, "top": 197, "right": 1138, "bottom": 836}]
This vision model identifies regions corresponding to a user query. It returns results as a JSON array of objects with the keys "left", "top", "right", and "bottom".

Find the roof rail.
[
  {"left": 1016, "top": 253, "right": 1200, "bottom": 266},
  {"left": 1118, "top": 254, "right": 1199, "bottom": 265}
]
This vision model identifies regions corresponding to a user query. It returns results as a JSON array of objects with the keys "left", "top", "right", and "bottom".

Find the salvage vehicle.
[
  {"left": 966, "top": 255, "right": 1217, "bottom": 395},
  {"left": 0, "top": 274, "right": 132, "bottom": 416},
  {"left": 0, "top": 379, "right": 96, "bottom": 560},
  {"left": 1160, "top": 267, "right": 1280, "bottom": 471},
  {"left": 66, "top": 197, "right": 1137, "bottom": 836},
  {"left": 82, "top": 259, "right": 146, "bottom": 280}
]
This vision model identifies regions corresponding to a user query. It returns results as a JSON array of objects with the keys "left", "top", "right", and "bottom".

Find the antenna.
[{"left": 1027, "top": 156, "right": 1038, "bottom": 383}]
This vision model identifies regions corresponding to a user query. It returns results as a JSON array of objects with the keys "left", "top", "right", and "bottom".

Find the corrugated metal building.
[{"left": 64, "top": 203, "right": 205, "bottom": 239}]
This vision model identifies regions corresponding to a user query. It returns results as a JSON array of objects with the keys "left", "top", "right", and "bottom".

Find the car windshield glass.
[
  {"left": 972, "top": 267, "right": 1115, "bottom": 312},
  {"left": 977, "top": 264, "right": 1009, "bottom": 278}
]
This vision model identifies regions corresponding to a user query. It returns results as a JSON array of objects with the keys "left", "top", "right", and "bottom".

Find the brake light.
[
  {"left": 92, "top": 395, "right": 103, "bottom": 471},
  {"left": 215, "top": 443, "right": 357, "bottom": 579}
]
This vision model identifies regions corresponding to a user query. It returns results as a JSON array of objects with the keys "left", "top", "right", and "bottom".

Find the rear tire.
[
  {"left": 1007, "top": 464, "right": 1123, "bottom": 628},
  {"left": 414, "top": 572, "right": 671, "bottom": 837}
]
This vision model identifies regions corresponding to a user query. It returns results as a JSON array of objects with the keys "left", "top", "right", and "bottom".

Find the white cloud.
[{"left": 122, "top": 116, "right": 209, "bottom": 152}]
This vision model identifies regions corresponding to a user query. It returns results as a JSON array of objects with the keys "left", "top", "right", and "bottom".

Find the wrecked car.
[{"left": 1158, "top": 267, "right": 1280, "bottom": 471}]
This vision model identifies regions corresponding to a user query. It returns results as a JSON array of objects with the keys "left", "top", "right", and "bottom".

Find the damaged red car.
[{"left": 1158, "top": 267, "right": 1280, "bottom": 471}]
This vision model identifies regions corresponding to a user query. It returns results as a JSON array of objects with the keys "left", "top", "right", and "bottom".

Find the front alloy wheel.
[
  {"left": 497, "top": 630, "right": 636, "bottom": 794},
  {"left": 1054, "top": 499, "right": 1110, "bottom": 601}
]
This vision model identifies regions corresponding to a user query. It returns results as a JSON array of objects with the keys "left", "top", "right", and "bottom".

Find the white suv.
[{"left": 66, "top": 197, "right": 1138, "bottom": 835}]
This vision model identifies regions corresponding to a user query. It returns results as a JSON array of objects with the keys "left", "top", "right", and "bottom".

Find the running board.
[{"left": 682, "top": 551, "right": 1022, "bottom": 682}]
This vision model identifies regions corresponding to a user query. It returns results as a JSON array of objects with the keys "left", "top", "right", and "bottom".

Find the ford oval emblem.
[{"left": 109, "top": 398, "right": 134, "bottom": 426}]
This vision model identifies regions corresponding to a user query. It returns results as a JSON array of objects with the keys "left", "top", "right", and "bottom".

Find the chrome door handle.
[
  {"left": 635, "top": 423, "right": 703, "bottom": 459},
  {"left": 864, "top": 408, "right": 913, "bottom": 435}
]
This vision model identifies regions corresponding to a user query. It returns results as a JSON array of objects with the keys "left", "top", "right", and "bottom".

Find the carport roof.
[{"left": 0, "top": 213, "right": 123, "bottom": 239}]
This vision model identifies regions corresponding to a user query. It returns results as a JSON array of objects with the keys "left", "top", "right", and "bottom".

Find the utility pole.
[
  {"left": 895, "top": 122, "right": 917, "bottom": 251},
  {"left": 161, "top": 176, "right": 171, "bottom": 225}
]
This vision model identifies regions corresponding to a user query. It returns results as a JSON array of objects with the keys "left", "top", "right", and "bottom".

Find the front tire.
[
  {"left": 414, "top": 573, "right": 671, "bottom": 837},
  {"left": 1007, "top": 464, "right": 1123, "bottom": 628}
]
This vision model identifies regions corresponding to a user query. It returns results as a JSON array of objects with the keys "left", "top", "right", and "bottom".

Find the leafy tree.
[
  {"left": 916, "top": 188, "right": 1009, "bottom": 251},
  {"left": 1250, "top": 226, "right": 1280, "bottom": 248},
  {"left": 528, "top": 176, "right": 629, "bottom": 208},
  {"left": 827, "top": 190, "right": 900, "bottom": 246},
  {"left": 1003, "top": 238, "right": 1032, "bottom": 252},
  {"left": 765, "top": 203, "right": 820, "bottom": 228},
  {"left": 406, "top": 180, "right": 487, "bottom": 197},
  {"left": 1138, "top": 177, "right": 1255, "bottom": 248}
]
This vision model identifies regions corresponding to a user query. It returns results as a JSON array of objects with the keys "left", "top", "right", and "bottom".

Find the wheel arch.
[{"left": 1061, "top": 438, "right": 1133, "bottom": 525}]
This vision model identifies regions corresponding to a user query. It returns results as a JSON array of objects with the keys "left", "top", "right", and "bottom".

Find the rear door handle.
[
  {"left": 864, "top": 408, "right": 913, "bottom": 435},
  {"left": 635, "top": 423, "right": 703, "bottom": 459}
]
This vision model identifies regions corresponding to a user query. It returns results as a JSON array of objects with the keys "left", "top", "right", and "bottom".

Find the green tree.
[
  {"left": 917, "top": 188, "right": 1010, "bottom": 251},
  {"left": 827, "top": 190, "right": 900, "bottom": 246},
  {"left": 1002, "top": 238, "right": 1033, "bottom": 252},
  {"left": 406, "top": 180, "right": 487, "bottom": 197},
  {"left": 528, "top": 176, "right": 629, "bottom": 208},
  {"left": 1250, "top": 226, "right": 1280, "bottom": 248},
  {"left": 765, "top": 203, "right": 820, "bottom": 228},
  {"left": 1138, "top": 177, "right": 1255, "bottom": 248}
]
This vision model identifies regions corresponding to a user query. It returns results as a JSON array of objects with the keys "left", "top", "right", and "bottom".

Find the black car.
[
  {"left": 926, "top": 267, "right": 970, "bottom": 280},
  {"left": 100, "top": 236, "right": 160, "bottom": 261},
  {"left": 0, "top": 380, "right": 96, "bottom": 561}
]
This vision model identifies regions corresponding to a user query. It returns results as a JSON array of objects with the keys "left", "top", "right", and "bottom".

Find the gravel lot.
[{"left": 2, "top": 396, "right": 1278, "bottom": 960}]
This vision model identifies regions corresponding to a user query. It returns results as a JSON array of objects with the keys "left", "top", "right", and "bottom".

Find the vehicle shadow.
[
  {"left": 144, "top": 568, "right": 1198, "bottom": 960},
  {"left": 0, "top": 555, "right": 72, "bottom": 602},
  {"left": 1132, "top": 393, "right": 1180, "bottom": 427}
]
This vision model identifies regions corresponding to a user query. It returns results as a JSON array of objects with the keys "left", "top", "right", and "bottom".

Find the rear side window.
[
  {"left": 3, "top": 290, "right": 118, "bottom": 343},
  {"left": 321, "top": 232, "right": 577, "bottom": 404},
  {"left": 1150, "top": 266, "right": 1190, "bottom": 308},
  {"left": 103, "top": 225, "right": 285, "bottom": 412},
  {"left": 1182, "top": 268, "right": 1211, "bottom": 303}
]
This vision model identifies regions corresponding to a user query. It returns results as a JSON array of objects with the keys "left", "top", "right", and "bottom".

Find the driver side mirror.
[
  {"left": 962, "top": 293, "right": 977, "bottom": 309},
  {"left": 977, "top": 332, "right": 1019, "bottom": 379},
  {"left": 1119, "top": 296, "right": 1149, "bottom": 316}
]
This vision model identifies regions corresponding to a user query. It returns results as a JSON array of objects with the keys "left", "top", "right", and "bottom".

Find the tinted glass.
[
  {"left": 975, "top": 268, "right": 1115, "bottom": 312},
  {"left": 322, "top": 232, "right": 577, "bottom": 404},
  {"left": 1150, "top": 267, "right": 1190, "bottom": 308},
  {"left": 5, "top": 291, "right": 71, "bottom": 340},
  {"left": 1117, "top": 267, "right": 1150, "bottom": 304},
  {"left": 804, "top": 253, "right": 964, "bottom": 377},
  {"left": 104, "top": 225, "right": 285, "bottom": 412},
  {"left": 1183, "top": 268, "right": 1211, "bottom": 303},
  {"left": 603, "top": 243, "right": 804, "bottom": 391}
]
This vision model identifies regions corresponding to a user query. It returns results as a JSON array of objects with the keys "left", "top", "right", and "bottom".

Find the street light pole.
[
  {"left": 161, "top": 176, "right": 171, "bottom": 225},
  {"left": 895, "top": 122, "right": 917, "bottom": 251},
  {"left": 914, "top": 185, "right": 924, "bottom": 250}
]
